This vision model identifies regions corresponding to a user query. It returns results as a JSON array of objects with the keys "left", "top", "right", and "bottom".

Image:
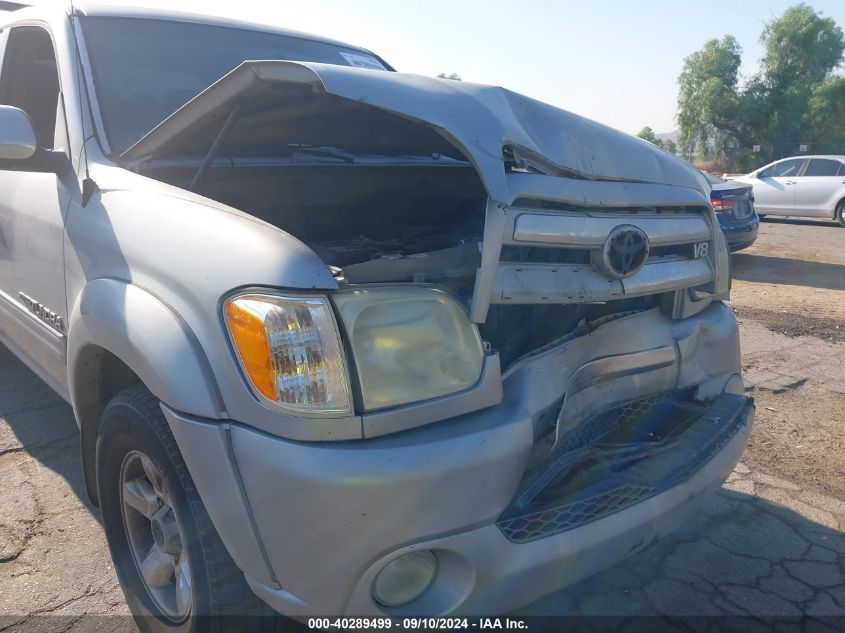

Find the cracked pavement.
[
  {"left": 522, "top": 464, "right": 845, "bottom": 621},
  {"left": 0, "top": 348, "right": 132, "bottom": 632},
  {"left": 1, "top": 218, "right": 844, "bottom": 629}
]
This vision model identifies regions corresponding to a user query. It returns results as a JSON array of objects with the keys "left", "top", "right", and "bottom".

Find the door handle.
[{"left": 785, "top": 181, "right": 796, "bottom": 185}]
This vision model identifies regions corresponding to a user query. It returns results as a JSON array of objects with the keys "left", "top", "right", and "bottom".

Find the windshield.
[{"left": 80, "top": 17, "right": 388, "bottom": 154}]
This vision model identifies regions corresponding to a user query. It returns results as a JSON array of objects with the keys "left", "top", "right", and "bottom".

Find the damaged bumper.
[{"left": 164, "top": 302, "right": 752, "bottom": 617}]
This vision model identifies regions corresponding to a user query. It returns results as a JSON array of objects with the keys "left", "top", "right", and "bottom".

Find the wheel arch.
[{"left": 67, "top": 279, "right": 225, "bottom": 504}]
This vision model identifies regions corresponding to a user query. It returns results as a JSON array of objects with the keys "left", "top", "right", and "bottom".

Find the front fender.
[{"left": 67, "top": 278, "right": 224, "bottom": 422}]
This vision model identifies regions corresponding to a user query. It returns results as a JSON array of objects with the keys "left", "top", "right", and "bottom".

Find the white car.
[{"left": 734, "top": 155, "right": 845, "bottom": 226}]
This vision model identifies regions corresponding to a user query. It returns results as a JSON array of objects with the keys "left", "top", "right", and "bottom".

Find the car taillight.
[{"left": 710, "top": 197, "right": 736, "bottom": 213}]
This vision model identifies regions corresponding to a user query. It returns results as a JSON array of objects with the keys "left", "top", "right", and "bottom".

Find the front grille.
[
  {"left": 498, "top": 483, "right": 658, "bottom": 543},
  {"left": 496, "top": 392, "right": 751, "bottom": 543},
  {"left": 470, "top": 201, "right": 715, "bottom": 319},
  {"left": 556, "top": 393, "right": 671, "bottom": 453}
]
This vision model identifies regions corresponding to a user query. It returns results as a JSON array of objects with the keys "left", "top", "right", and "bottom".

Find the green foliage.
[
  {"left": 437, "top": 72, "right": 462, "bottom": 81},
  {"left": 637, "top": 126, "right": 661, "bottom": 145},
  {"left": 676, "top": 36, "right": 744, "bottom": 157},
  {"left": 675, "top": 3, "right": 844, "bottom": 171},
  {"left": 762, "top": 4, "right": 843, "bottom": 87},
  {"left": 636, "top": 127, "right": 678, "bottom": 155},
  {"left": 807, "top": 76, "right": 845, "bottom": 146}
]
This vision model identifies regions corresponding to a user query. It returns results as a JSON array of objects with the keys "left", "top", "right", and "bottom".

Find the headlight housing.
[
  {"left": 333, "top": 286, "right": 484, "bottom": 411},
  {"left": 224, "top": 293, "right": 352, "bottom": 415}
]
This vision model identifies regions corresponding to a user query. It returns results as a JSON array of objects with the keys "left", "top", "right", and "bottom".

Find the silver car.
[
  {"left": 734, "top": 155, "right": 845, "bottom": 226},
  {"left": 0, "top": 2, "right": 752, "bottom": 627}
]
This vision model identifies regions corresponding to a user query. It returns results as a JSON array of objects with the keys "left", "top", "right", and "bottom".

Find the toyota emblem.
[{"left": 601, "top": 225, "right": 650, "bottom": 278}]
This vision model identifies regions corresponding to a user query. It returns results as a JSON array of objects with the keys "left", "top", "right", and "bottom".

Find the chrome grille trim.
[
  {"left": 510, "top": 212, "right": 710, "bottom": 247},
  {"left": 468, "top": 177, "right": 717, "bottom": 323},
  {"left": 492, "top": 257, "right": 712, "bottom": 305}
]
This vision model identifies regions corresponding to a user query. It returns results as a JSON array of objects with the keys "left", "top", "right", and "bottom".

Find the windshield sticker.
[{"left": 339, "top": 51, "right": 387, "bottom": 71}]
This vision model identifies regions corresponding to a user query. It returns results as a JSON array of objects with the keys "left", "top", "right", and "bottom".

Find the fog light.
[{"left": 372, "top": 551, "right": 437, "bottom": 607}]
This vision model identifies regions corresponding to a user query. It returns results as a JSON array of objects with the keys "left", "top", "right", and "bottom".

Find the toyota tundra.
[{"left": 0, "top": 3, "right": 753, "bottom": 630}]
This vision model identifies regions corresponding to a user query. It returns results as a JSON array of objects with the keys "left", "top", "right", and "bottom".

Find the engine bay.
[{"left": 142, "top": 160, "right": 657, "bottom": 367}]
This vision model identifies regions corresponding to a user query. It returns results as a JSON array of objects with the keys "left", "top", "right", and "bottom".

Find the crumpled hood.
[{"left": 123, "top": 60, "right": 707, "bottom": 203}]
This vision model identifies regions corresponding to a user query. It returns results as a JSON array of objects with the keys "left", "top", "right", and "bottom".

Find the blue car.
[{"left": 705, "top": 172, "right": 759, "bottom": 252}]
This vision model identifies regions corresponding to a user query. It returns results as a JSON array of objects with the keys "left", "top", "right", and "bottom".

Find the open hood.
[{"left": 122, "top": 61, "right": 706, "bottom": 203}]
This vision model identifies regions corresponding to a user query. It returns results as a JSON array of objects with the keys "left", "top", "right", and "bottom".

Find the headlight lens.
[
  {"left": 333, "top": 287, "right": 484, "bottom": 411},
  {"left": 224, "top": 294, "right": 352, "bottom": 414}
]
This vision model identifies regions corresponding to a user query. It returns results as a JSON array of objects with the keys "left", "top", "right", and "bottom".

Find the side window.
[
  {"left": 0, "top": 27, "right": 60, "bottom": 149},
  {"left": 769, "top": 159, "right": 804, "bottom": 178},
  {"left": 803, "top": 159, "right": 841, "bottom": 177},
  {"left": 839, "top": 163, "right": 845, "bottom": 177}
]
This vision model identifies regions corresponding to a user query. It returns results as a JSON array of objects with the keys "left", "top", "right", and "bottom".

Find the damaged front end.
[
  {"left": 123, "top": 59, "right": 727, "bottom": 368},
  {"left": 124, "top": 60, "right": 748, "bottom": 535}
]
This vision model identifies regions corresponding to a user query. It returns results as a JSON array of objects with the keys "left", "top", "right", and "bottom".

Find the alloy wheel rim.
[{"left": 119, "top": 450, "right": 192, "bottom": 621}]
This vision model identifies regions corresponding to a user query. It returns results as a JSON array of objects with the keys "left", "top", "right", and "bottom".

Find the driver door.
[
  {"left": 0, "top": 25, "right": 73, "bottom": 395},
  {"left": 752, "top": 158, "right": 806, "bottom": 216}
]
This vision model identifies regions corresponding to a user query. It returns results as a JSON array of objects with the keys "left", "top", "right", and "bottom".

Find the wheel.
[
  {"left": 837, "top": 200, "right": 845, "bottom": 228},
  {"left": 96, "top": 384, "right": 277, "bottom": 633}
]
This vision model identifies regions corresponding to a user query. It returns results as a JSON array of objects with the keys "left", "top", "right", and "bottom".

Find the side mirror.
[
  {"left": 0, "top": 105, "right": 37, "bottom": 160},
  {"left": 0, "top": 105, "right": 70, "bottom": 175}
]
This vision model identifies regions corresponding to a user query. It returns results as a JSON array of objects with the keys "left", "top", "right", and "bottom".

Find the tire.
[
  {"left": 96, "top": 384, "right": 278, "bottom": 633},
  {"left": 837, "top": 200, "right": 845, "bottom": 228}
]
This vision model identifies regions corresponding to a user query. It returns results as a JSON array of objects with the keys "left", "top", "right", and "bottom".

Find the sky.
[{"left": 38, "top": 0, "right": 845, "bottom": 135}]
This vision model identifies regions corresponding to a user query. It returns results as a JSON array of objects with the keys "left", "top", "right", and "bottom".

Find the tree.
[
  {"left": 807, "top": 75, "right": 845, "bottom": 148},
  {"left": 437, "top": 72, "right": 462, "bottom": 81},
  {"left": 759, "top": 4, "right": 844, "bottom": 154},
  {"left": 637, "top": 127, "right": 677, "bottom": 154},
  {"left": 676, "top": 36, "right": 744, "bottom": 158},
  {"left": 636, "top": 126, "right": 663, "bottom": 147},
  {"left": 675, "top": 4, "right": 844, "bottom": 170}
]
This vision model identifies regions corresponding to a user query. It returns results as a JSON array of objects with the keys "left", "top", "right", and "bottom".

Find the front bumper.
[{"left": 164, "top": 302, "right": 751, "bottom": 616}]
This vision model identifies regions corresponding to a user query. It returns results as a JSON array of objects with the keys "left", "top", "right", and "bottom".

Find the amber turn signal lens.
[
  {"left": 224, "top": 301, "right": 275, "bottom": 399},
  {"left": 223, "top": 294, "right": 352, "bottom": 414}
]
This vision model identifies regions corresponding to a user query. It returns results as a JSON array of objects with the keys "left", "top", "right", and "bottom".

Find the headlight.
[
  {"left": 332, "top": 287, "right": 484, "bottom": 411},
  {"left": 224, "top": 293, "right": 352, "bottom": 415}
]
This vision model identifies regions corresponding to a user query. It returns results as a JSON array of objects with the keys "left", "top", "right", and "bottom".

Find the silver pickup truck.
[{"left": 0, "top": 2, "right": 753, "bottom": 629}]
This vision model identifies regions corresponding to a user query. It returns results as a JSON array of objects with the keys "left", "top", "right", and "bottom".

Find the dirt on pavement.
[
  {"left": 744, "top": 380, "right": 845, "bottom": 499},
  {"left": 731, "top": 217, "right": 845, "bottom": 499},
  {"left": 734, "top": 305, "right": 845, "bottom": 344}
]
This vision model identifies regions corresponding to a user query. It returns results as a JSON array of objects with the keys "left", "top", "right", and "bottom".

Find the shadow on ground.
[
  {"left": 521, "top": 478, "right": 844, "bottom": 621},
  {"left": 0, "top": 345, "right": 94, "bottom": 513},
  {"left": 731, "top": 254, "right": 845, "bottom": 291},
  {"left": 760, "top": 217, "right": 840, "bottom": 229}
]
